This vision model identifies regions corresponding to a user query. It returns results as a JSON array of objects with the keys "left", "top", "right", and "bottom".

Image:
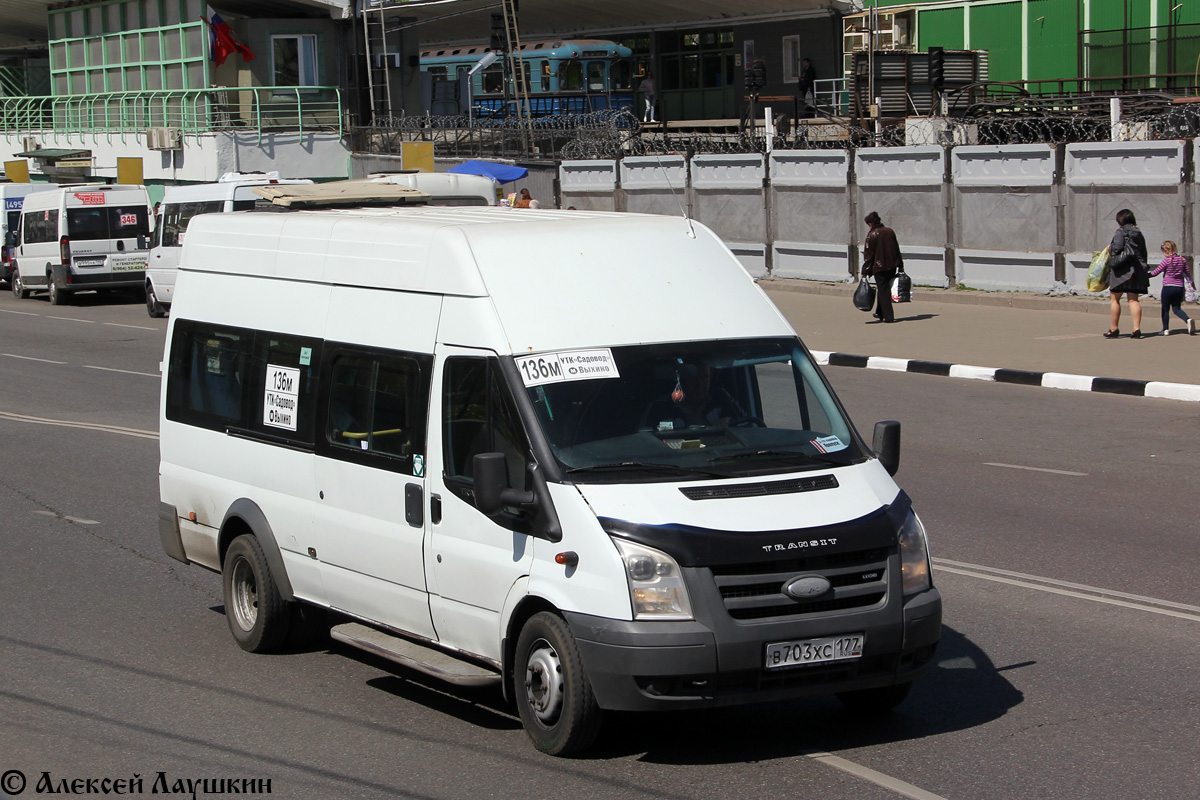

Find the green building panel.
[
  {"left": 917, "top": 7, "right": 965, "bottom": 51},
  {"left": 969, "top": 2, "right": 1023, "bottom": 82},
  {"left": 1027, "top": 0, "right": 1078, "bottom": 84}
]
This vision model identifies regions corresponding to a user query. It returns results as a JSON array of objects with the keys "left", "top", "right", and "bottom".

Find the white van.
[
  {"left": 146, "top": 172, "right": 314, "bottom": 317},
  {"left": 2, "top": 183, "right": 59, "bottom": 287},
  {"left": 12, "top": 184, "right": 151, "bottom": 304},
  {"left": 158, "top": 207, "right": 941, "bottom": 755},
  {"left": 366, "top": 171, "right": 498, "bottom": 206}
]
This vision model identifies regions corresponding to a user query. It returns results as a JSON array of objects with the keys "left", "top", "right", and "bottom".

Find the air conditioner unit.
[{"left": 146, "top": 127, "right": 182, "bottom": 151}]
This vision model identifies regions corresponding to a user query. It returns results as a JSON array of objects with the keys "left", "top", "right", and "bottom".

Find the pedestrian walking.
[
  {"left": 862, "top": 211, "right": 903, "bottom": 323},
  {"left": 1103, "top": 208, "right": 1150, "bottom": 339},
  {"left": 1149, "top": 240, "right": 1195, "bottom": 335}
]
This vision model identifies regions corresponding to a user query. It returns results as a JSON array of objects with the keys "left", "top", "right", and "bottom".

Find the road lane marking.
[
  {"left": 64, "top": 516, "right": 100, "bottom": 525},
  {"left": 983, "top": 462, "right": 1087, "bottom": 476},
  {"left": 83, "top": 364, "right": 159, "bottom": 378},
  {"left": 807, "top": 753, "right": 949, "bottom": 800},
  {"left": 46, "top": 315, "right": 95, "bottom": 323},
  {"left": 934, "top": 558, "right": 1200, "bottom": 622},
  {"left": 0, "top": 309, "right": 39, "bottom": 316},
  {"left": 103, "top": 322, "right": 157, "bottom": 331},
  {"left": 2, "top": 353, "right": 67, "bottom": 364},
  {"left": 0, "top": 410, "right": 158, "bottom": 440}
]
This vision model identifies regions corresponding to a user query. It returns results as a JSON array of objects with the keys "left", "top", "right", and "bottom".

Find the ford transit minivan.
[
  {"left": 158, "top": 206, "right": 941, "bottom": 755},
  {"left": 2, "top": 183, "right": 59, "bottom": 287}
]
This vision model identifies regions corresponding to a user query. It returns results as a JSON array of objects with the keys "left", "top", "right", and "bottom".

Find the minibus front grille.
[
  {"left": 680, "top": 474, "right": 838, "bottom": 501},
  {"left": 710, "top": 548, "right": 890, "bottom": 621}
]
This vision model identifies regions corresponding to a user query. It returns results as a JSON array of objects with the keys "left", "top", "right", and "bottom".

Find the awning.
[
  {"left": 446, "top": 160, "right": 528, "bottom": 184},
  {"left": 14, "top": 149, "right": 91, "bottom": 159}
]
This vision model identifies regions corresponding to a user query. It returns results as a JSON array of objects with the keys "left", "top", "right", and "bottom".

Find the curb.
[
  {"left": 810, "top": 351, "right": 1200, "bottom": 403},
  {"left": 761, "top": 279, "right": 1121, "bottom": 315}
]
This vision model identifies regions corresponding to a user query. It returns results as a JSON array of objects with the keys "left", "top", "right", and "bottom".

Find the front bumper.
[{"left": 566, "top": 582, "right": 941, "bottom": 712}]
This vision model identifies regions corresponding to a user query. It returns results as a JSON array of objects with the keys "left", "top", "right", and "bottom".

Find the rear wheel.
[
  {"left": 145, "top": 283, "right": 166, "bottom": 318},
  {"left": 11, "top": 266, "right": 28, "bottom": 299},
  {"left": 222, "top": 534, "right": 291, "bottom": 653},
  {"left": 514, "top": 611, "right": 602, "bottom": 755},
  {"left": 47, "top": 278, "right": 70, "bottom": 306},
  {"left": 836, "top": 682, "right": 912, "bottom": 713}
]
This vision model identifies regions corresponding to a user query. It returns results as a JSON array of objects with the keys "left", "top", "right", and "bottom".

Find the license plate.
[
  {"left": 73, "top": 258, "right": 105, "bottom": 268},
  {"left": 765, "top": 633, "right": 864, "bottom": 670}
]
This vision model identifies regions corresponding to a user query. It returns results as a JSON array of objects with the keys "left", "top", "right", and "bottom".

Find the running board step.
[{"left": 330, "top": 622, "right": 501, "bottom": 688}]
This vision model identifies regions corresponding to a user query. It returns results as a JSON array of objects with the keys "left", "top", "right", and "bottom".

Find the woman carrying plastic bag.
[{"left": 1086, "top": 246, "right": 1110, "bottom": 293}]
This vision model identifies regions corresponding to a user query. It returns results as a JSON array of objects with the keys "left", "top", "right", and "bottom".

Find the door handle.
[
  {"left": 405, "top": 483, "right": 423, "bottom": 527},
  {"left": 430, "top": 493, "right": 442, "bottom": 525}
]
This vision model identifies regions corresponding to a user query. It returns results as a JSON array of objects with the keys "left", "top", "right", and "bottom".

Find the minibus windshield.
[
  {"left": 67, "top": 206, "right": 150, "bottom": 240},
  {"left": 520, "top": 338, "right": 866, "bottom": 482}
]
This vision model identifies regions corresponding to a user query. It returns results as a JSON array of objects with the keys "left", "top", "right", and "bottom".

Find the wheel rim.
[
  {"left": 524, "top": 638, "right": 564, "bottom": 725},
  {"left": 12, "top": 272, "right": 20, "bottom": 294},
  {"left": 229, "top": 555, "right": 259, "bottom": 632},
  {"left": 146, "top": 287, "right": 156, "bottom": 313},
  {"left": 48, "top": 281, "right": 56, "bottom": 301}
]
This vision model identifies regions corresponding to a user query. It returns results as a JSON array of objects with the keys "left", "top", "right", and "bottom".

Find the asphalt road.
[{"left": 1, "top": 287, "right": 1198, "bottom": 800}]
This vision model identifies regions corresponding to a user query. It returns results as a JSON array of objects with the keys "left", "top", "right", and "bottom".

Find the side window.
[
  {"left": 23, "top": 209, "right": 59, "bottom": 244},
  {"left": 162, "top": 201, "right": 223, "bottom": 248},
  {"left": 165, "top": 320, "right": 320, "bottom": 444},
  {"left": 322, "top": 348, "right": 430, "bottom": 475},
  {"left": 442, "top": 357, "right": 529, "bottom": 493},
  {"left": 165, "top": 322, "right": 254, "bottom": 430}
]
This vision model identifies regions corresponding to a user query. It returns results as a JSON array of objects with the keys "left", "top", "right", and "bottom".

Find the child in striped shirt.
[{"left": 1150, "top": 241, "right": 1195, "bottom": 335}]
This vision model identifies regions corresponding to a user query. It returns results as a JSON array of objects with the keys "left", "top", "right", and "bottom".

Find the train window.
[
  {"left": 613, "top": 59, "right": 632, "bottom": 90},
  {"left": 702, "top": 53, "right": 723, "bottom": 88},
  {"left": 482, "top": 63, "right": 503, "bottom": 93},
  {"left": 428, "top": 66, "right": 449, "bottom": 81},
  {"left": 538, "top": 60, "right": 550, "bottom": 91},
  {"left": 586, "top": 61, "right": 604, "bottom": 91},
  {"left": 683, "top": 54, "right": 700, "bottom": 89},
  {"left": 560, "top": 60, "right": 583, "bottom": 91},
  {"left": 660, "top": 57, "right": 680, "bottom": 91}
]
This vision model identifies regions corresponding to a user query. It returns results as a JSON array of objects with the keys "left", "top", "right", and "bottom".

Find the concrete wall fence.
[{"left": 560, "top": 140, "right": 1195, "bottom": 296}]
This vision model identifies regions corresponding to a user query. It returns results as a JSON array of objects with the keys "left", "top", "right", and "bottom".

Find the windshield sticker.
[
  {"left": 812, "top": 435, "right": 846, "bottom": 454},
  {"left": 263, "top": 364, "right": 300, "bottom": 431},
  {"left": 73, "top": 192, "right": 106, "bottom": 205},
  {"left": 515, "top": 348, "right": 620, "bottom": 387}
]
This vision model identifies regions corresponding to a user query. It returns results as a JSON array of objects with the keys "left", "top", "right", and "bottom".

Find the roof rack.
[{"left": 252, "top": 181, "right": 431, "bottom": 210}]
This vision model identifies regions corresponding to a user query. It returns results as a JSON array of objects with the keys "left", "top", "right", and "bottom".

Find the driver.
[{"left": 666, "top": 364, "right": 746, "bottom": 429}]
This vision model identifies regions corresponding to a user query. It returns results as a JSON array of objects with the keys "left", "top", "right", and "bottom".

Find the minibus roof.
[{"left": 180, "top": 207, "right": 792, "bottom": 353}]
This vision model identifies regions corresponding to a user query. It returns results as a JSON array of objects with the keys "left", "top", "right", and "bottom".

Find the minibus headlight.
[
  {"left": 899, "top": 510, "right": 932, "bottom": 596},
  {"left": 611, "top": 538, "right": 693, "bottom": 620}
]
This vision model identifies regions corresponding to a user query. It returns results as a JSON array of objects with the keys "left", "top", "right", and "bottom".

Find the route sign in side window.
[
  {"left": 321, "top": 348, "right": 431, "bottom": 475},
  {"left": 254, "top": 332, "right": 322, "bottom": 444},
  {"left": 161, "top": 201, "right": 223, "bottom": 247}
]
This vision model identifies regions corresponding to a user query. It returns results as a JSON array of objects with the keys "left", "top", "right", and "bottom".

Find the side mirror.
[
  {"left": 473, "top": 452, "right": 535, "bottom": 517},
  {"left": 872, "top": 420, "right": 901, "bottom": 477},
  {"left": 3, "top": 232, "right": 14, "bottom": 247}
]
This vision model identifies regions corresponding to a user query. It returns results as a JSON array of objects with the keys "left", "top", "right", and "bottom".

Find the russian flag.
[{"left": 203, "top": 12, "right": 255, "bottom": 66}]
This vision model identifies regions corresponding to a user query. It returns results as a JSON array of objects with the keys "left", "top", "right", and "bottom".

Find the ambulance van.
[
  {"left": 12, "top": 184, "right": 151, "bottom": 304},
  {"left": 146, "top": 172, "right": 313, "bottom": 317},
  {"left": 158, "top": 204, "right": 942, "bottom": 755},
  {"left": 2, "top": 183, "right": 58, "bottom": 287}
]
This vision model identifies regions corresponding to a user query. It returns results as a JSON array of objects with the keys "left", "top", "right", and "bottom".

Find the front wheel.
[
  {"left": 222, "top": 534, "right": 291, "bottom": 653},
  {"left": 514, "top": 612, "right": 602, "bottom": 756},
  {"left": 836, "top": 682, "right": 912, "bottom": 713},
  {"left": 11, "top": 266, "right": 29, "bottom": 299},
  {"left": 146, "top": 283, "right": 166, "bottom": 318}
]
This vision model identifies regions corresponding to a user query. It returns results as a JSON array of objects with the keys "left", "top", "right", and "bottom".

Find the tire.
[
  {"left": 146, "top": 283, "right": 166, "bottom": 318},
  {"left": 11, "top": 266, "right": 29, "bottom": 299},
  {"left": 222, "top": 534, "right": 291, "bottom": 653},
  {"left": 836, "top": 682, "right": 912, "bottom": 713},
  {"left": 47, "top": 278, "right": 70, "bottom": 306},
  {"left": 514, "top": 611, "right": 602, "bottom": 755}
]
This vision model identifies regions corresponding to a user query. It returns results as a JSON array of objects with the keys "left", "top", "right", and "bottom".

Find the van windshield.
[
  {"left": 520, "top": 338, "right": 866, "bottom": 482},
  {"left": 67, "top": 206, "right": 150, "bottom": 240}
]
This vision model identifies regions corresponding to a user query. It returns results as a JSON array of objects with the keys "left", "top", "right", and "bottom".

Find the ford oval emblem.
[{"left": 784, "top": 575, "right": 832, "bottom": 600}]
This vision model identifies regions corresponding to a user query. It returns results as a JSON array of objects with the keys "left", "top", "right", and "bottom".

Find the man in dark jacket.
[{"left": 862, "top": 211, "right": 902, "bottom": 323}]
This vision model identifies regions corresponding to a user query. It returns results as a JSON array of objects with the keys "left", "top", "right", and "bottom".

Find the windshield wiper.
[
  {"left": 566, "top": 461, "right": 728, "bottom": 478},
  {"left": 708, "top": 448, "right": 848, "bottom": 467}
]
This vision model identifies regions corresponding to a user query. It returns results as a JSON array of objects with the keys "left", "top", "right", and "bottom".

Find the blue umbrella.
[{"left": 446, "top": 160, "right": 528, "bottom": 184}]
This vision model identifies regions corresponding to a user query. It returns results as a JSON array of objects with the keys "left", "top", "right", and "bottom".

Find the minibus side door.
[{"left": 425, "top": 347, "right": 536, "bottom": 662}]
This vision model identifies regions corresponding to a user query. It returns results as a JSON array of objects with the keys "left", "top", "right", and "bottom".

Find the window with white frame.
[
  {"left": 782, "top": 35, "right": 801, "bottom": 83},
  {"left": 271, "top": 34, "right": 318, "bottom": 90}
]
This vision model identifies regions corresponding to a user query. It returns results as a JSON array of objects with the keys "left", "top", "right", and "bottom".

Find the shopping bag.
[
  {"left": 1085, "top": 246, "right": 1110, "bottom": 293},
  {"left": 852, "top": 276, "right": 876, "bottom": 312},
  {"left": 893, "top": 271, "right": 912, "bottom": 303},
  {"left": 1186, "top": 279, "right": 1198, "bottom": 304}
]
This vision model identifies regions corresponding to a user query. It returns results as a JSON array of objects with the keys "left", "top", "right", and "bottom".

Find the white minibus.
[
  {"left": 158, "top": 205, "right": 941, "bottom": 755},
  {"left": 2, "top": 183, "right": 59, "bottom": 287},
  {"left": 12, "top": 184, "right": 151, "bottom": 304},
  {"left": 146, "top": 172, "right": 313, "bottom": 317}
]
